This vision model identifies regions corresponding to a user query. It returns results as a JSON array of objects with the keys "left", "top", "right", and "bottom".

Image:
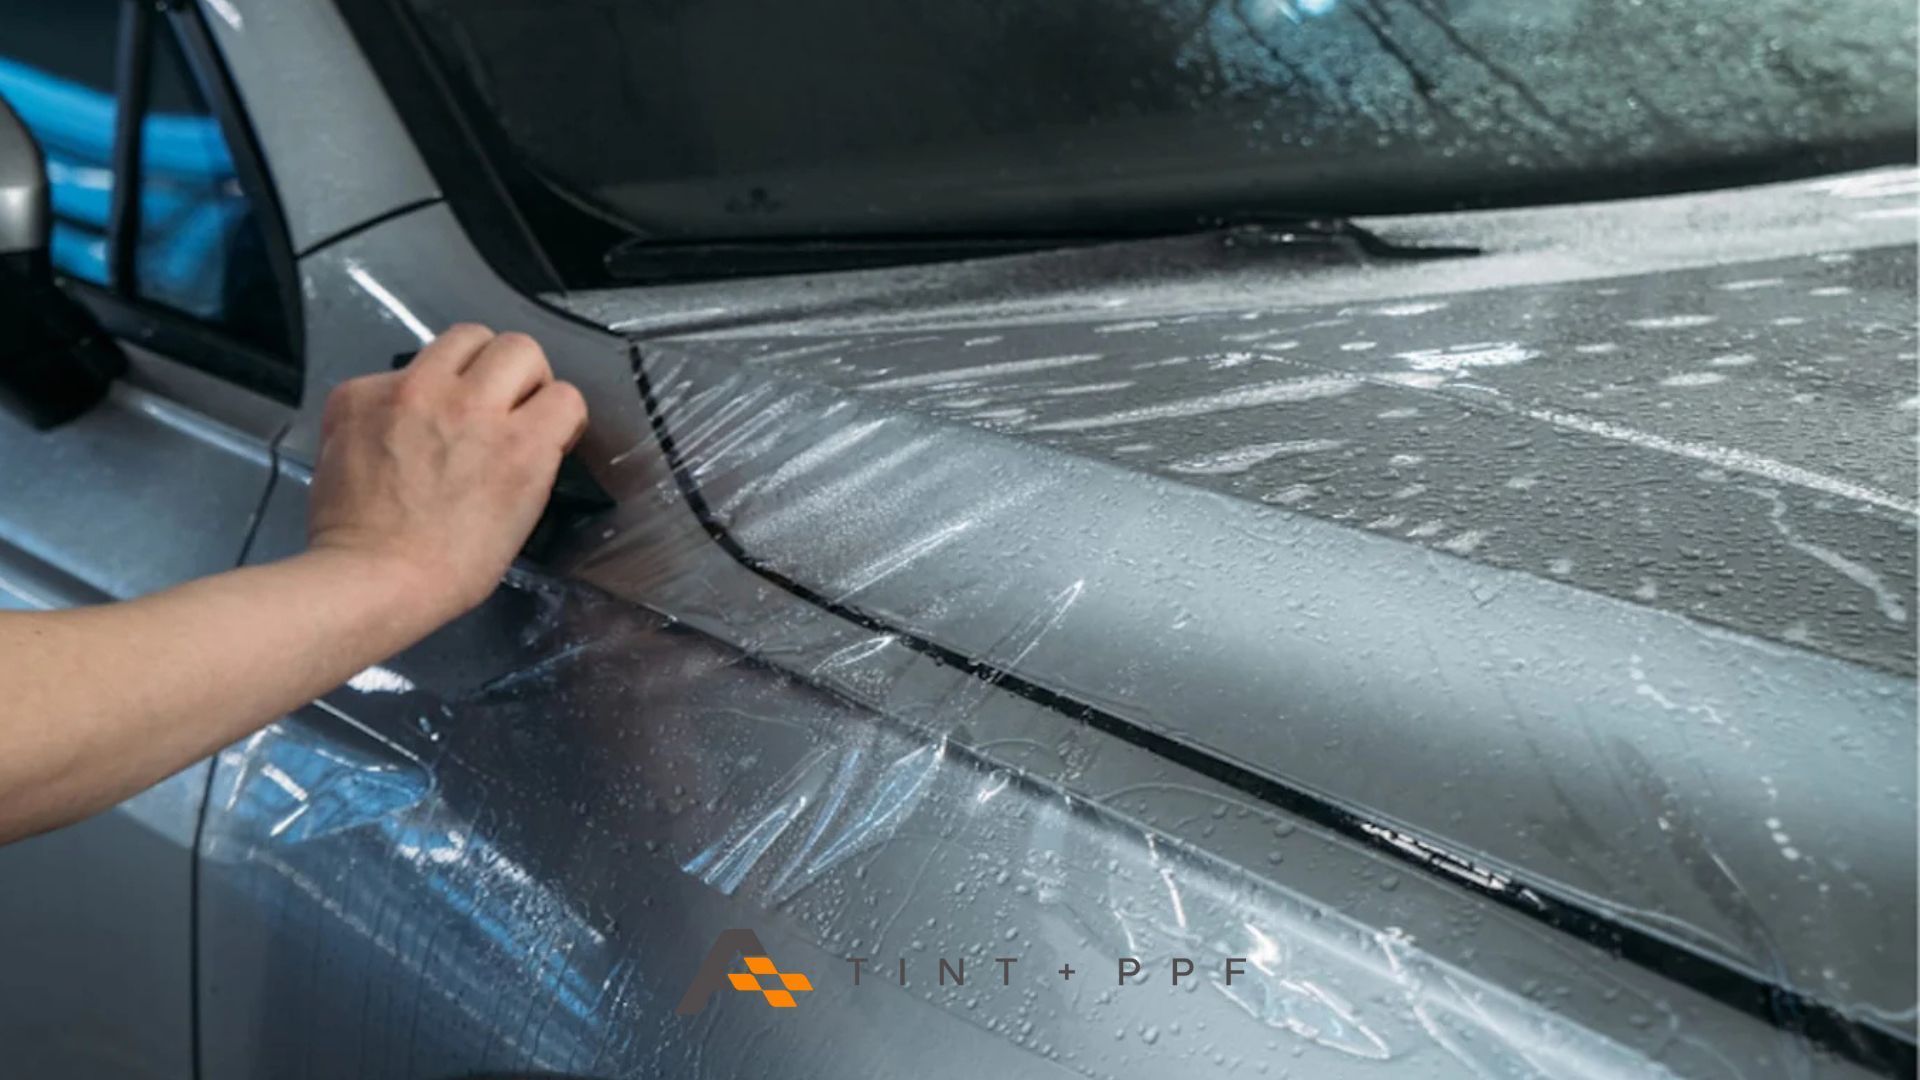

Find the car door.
[{"left": 0, "top": 2, "right": 302, "bottom": 1076}]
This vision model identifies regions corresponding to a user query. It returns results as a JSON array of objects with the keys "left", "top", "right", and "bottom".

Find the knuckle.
[
  {"left": 324, "top": 376, "right": 370, "bottom": 414},
  {"left": 494, "top": 330, "right": 540, "bottom": 354},
  {"left": 494, "top": 332, "right": 551, "bottom": 372},
  {"left": 390, "top": 372, "right": 433, "bottom": 409}
]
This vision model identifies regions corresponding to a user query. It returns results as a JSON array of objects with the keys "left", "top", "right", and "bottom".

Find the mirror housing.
[
  {"left": 0, "top": 90, "right": 47, "bottom": 255},
  {"left": 0, "top": 94, "right": 123, "bottom": 428}
]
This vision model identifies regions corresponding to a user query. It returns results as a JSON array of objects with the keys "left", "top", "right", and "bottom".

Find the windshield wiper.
[
  {"left": 601, "top": 217, "right": 1482, "bottom": 284},
  {"left": 602, "top": 234, "right": 1118, "bottom": 283}
]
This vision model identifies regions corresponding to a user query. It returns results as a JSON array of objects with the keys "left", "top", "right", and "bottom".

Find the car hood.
[
  {"left": 555, "top": 172, "right": 1917, "bottom": 1052},
  {"left": 676, "top": 241, "right": 1916, "bottom": 676}
]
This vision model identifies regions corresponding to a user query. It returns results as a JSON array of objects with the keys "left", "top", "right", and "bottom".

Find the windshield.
[{"left": 401, "top": 0, "right": 1916, "bottom": 283}]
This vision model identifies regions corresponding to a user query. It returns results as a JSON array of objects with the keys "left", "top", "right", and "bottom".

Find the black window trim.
[
  {"left": 333, "top": 0, "right": 564, "bottom": 298},
  {"left": 67, "top": 0, "right": 307, "bottom": 406},
  {"left": 68, "top": 278, "right": 300, "bottom": 403},
  {"left": 105, "top": 0, "right": 150, "bottom": 294}
]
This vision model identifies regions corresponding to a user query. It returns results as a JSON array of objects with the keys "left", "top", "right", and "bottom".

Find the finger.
[
  {"left": 516, "top": 380, "right": 589, "bottom": 452},
  {"left": 462, "top": 332, "right": 552, "bottom": 409},
  {"left": 407, "top": 323, "right": 495, "bottom": 382}
]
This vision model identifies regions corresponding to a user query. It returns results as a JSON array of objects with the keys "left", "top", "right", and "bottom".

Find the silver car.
[{"left": 0, "top": 0, "right": 1914, "bottom": 1077}]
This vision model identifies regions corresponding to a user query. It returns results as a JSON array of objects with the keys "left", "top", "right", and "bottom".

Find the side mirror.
[
  {"left": 0, "top": 94, "right": 122, "bottom": 428},
  {"left": 0, "top": 90, "right": 46, "bottom": 255}
]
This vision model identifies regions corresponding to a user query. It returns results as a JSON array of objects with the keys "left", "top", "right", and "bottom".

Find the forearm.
[
  {"left": 0, "top": 324, "right": 584, "bottom": 847},
  {"left": 0, "top": 548, "right": 452, "bottom": 844}
]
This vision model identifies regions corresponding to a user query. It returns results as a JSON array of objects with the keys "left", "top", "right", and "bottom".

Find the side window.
[
  {"left": 0, "top": 0, "right": 298, "bottom": 393},
  {"left": 0, "top": 0, "right": 121, "bottom": 287},
  {"left": 138, "top": 16, "right": 288, "bottom": 355}
]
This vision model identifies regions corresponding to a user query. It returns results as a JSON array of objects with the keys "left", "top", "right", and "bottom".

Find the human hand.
[{"left": 307, "top": 324, "right": 588, "bottom": 623}]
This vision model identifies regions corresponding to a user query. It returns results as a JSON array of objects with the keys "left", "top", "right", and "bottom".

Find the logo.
[
  {"left": 677, "top": 927, "right": 1256, "bottom": 1017},
  {"left": 676, "top": 929, "right": 815, "bottom": 1014}
]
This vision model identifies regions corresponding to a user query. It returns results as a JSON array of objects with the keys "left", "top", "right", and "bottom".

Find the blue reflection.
[
  {"left": 0, "top": 57, "right": 244, "bottom": 314},
  {"left": 223, "top": 732, "right": 429, "bottom": 843},
  {"left": 212, "top": 723, "right": 614, "bottom": 1048}
]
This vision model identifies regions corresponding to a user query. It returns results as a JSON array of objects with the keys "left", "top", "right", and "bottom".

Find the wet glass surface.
[{"left": 403, "top": 0, "right": 1915, "bottom": 273}]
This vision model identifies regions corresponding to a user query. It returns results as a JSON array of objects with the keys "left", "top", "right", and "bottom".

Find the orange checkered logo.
[
  {"left": 726, "top": 955, "right": 815, "bottom": 1008},
  {"left": 676, "top": 929, "right": 814, "bottom": 1015}
]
